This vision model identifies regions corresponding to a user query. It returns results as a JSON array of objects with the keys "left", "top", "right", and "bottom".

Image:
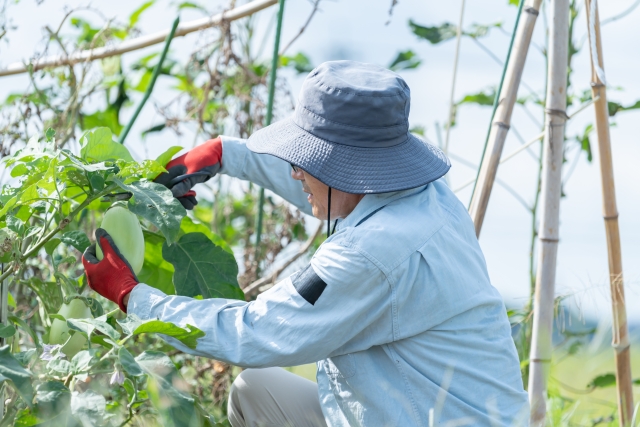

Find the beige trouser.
[{"left": 227, "top": 367, "right": 328, "bottom": 427}]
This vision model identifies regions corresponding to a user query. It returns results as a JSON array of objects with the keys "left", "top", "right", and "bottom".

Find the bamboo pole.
[
  {"left": 585, "top": 1, "right": 634, "bottom": 424},
  {"left": 254, "top": 0, "right": 286, "bottom": 271},
  {"left": 0, "top": 0, "right": 277, "bottom": 78},
  {"left": 456, "top": 97, "right": 596, "bottom": 193},
  {"left": 468, "top": 0, "right": 542, "bottom": 237},
  {"left": 527, "top": 0, "right": 569, "bottom": 424}
]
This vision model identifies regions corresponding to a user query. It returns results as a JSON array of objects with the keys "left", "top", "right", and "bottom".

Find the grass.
[
  {"left": 548, "top": 345, "right": 640, "bottom": 424},
  {"left": 285, "top": 345, "right": 640, "bottom": 426}
]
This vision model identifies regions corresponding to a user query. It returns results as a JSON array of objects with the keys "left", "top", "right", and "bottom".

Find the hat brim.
[{"left": 246, "top": 117, "right": 451, "bottom": 194}]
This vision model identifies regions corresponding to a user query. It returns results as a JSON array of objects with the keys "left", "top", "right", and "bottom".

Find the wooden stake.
[
  {"left": 527, "top": 0, "right": 569, "bottom": 425},
  {"left": 468, "top": 0, "right": 542, "bottom": 237},
  {"left": 585, "top": 1, "right": 634, "bottom": 425}
]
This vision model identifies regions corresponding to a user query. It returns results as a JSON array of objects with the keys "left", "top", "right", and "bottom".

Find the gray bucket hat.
[{"left": 247, "top": 60, "right": 451, "bottom": 194}]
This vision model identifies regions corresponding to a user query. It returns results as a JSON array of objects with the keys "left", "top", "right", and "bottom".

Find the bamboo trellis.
[
  {"left": 527, "top": 0, "right": 569, "bottom": 424},
  {"left": 468, "top": 0, "right": 543, "bottom": 237},
  {"left": 465, "top": 0, "right": 634, "bottom": 424},
  {"left": 585, "top": 0, "right": 634, "bottom": 424}
]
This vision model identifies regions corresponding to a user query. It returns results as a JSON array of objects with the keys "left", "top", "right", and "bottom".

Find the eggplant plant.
[{"left": 0, "top": 127, "right": 242, "bottom": 426}]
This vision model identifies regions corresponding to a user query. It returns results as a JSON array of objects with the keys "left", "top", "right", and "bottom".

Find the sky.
[{"left": 1, "top": 0, "right": 639, "bottom": 326}]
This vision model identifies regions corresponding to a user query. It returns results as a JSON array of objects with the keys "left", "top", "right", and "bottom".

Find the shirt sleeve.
[
  {"left": 127, "top": 241, "right": 393, "bottom": 367},
  {"left": 218, "top": 135, "right": 313, "bottom": 216}
]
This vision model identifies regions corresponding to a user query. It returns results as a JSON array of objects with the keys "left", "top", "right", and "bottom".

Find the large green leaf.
[
  {"left": 66, "top": 317, "right": 120, "bottom": 342},
  {"left": 44, "top": 238, "right": 61, "bottom": 256},
  {"left": 0, "top": 345, "right": 34, "bottom": 406},
  {"left": 608, "top": 99, "right": 640, "bottom": 117},
  {"left": 129, "top": 0, "right": 155, "bottom": 27},
  {"left": 80, "top": 128, "right": 133, "bottom": 163},
  {"left": 138, "top": 218, "right": 231, "bottom": 294},
  {"left": 117, "top": 159, "right": 167, "bottom": 182},
  {"left": 60, "top": 150, "right": 114, "bottom": 173},
  {"left": 388, "top": 50, "right": 422, "bottom": 71},
  {"left": 175, "top": 1, "right": 208, "bottom": 12},
  {"left": 409, "top": 21, "right": 457, "bottom": 44},
  {"left": 70, "top": 390, "right": 106, "bottom": 427},
  {"left": 81, "top": 106, "right": 124, "bottom": 135},
  {"left": 60, "top": 231, "right": 91, "bottom": 253},
  {"left": 574, "top": 123, "right": 594, "bottom": 162},
  {"left": 112, "top": 179, "right": 185, "bottom": 244},
  {"left": 458, "top": 89, "right": 496, "bottom": 106},
  {"left": 118, "top": 347, "right": 144, "bottom": 377},
  {"left": 13, "top": 409, "right": 40, "bottom": 427},
  {"left": 133, "top": 321, "right": 204, "bottom": 349},
  {"left": 280, "top": 52, "right": 314, "bottom": 74},
  {"left": 31, "top": 267, "right": 62, "bottom": 291},
  {"left": 155, "top": 146, "right": 183, "bottom": 167},
  {"left": 135, "top": 351, "right": 212, "bottom": 427},
  {"left": 138, "top": 234, "right": 176, "bottom": 295},
  {"left": 69, "top": 350, "right": 99, "bottom": 375},
  {"left": 162, "top": 232, "right": 242, "bottom": 300},
  {"left": 47, "top": 360, "right": 73, "bottom": 376},
  {"left": 118, "top": 314, "right": 204, "bottom": 349},
  {"left": 10, "top": 315, "right": 41, "bottom": 349},
  {"left": 13, "top": 349, "right": 36, "bottom": 368},
  {"left": 463, "top": 22, "right": 502, "bottom": 39},
  {"left": 0, "top": 195, "right": 18, "bottom": 220},
  {"left": 46, "top": 350, "right": 99, "bottom": 380},
  {"left": 0, "top": 324, "right": 16, "bottom": 338},
  {"left": 587, "top": 372, "right": 616, "bottom": 389},
  {"left": 179, "top": 216, "right": 232, "bottom": 254},
  {"left": 35, "top": 381, "right": 72, "bottom": 423}
]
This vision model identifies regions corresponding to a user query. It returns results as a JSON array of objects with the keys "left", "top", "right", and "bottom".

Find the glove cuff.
[{"left": 116, "top": 278, "right": 139, "bottom": 313}]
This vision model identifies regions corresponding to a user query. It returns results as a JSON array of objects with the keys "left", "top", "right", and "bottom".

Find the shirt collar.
[{"left": 336, "top": 185, "right": 429, "bottom": 230}]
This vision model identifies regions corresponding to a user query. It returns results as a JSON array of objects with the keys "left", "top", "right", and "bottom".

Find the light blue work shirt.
[{"left": 129, "top": 137, "right": 530, "bottom": 426}]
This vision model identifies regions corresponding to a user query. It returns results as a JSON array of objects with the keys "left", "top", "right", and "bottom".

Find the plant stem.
[
  {"left": 467, "top": 0, "right": 526, "bottom": 211},
  {"left": 99, "top": 347, "right": 116, "bottom": 363},
  {"left": 105, "top": 307, "right": 121, "bottom": 318},
  {"left": 529, "top": 143, "right": 543, "bottom": 300}
]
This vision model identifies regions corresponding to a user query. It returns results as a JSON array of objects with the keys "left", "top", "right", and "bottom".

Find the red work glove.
[
  {"left": 154, "top": 137, "right": 223, "bottom": 210},
  {"left": 82, "top": 229, "right": 139, "bottom": 313}
]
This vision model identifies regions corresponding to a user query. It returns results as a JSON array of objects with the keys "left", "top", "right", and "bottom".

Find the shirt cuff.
[
  {"left": 219, "top": 135, "right": 249, "bottom": 179},
  {"left": 127, "top": 283, "right": 167, "bottom": 320}
]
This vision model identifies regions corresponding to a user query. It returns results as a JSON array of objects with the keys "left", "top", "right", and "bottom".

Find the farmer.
[{"left": 83, "top": 61, "right": 529, "bottom": 426}]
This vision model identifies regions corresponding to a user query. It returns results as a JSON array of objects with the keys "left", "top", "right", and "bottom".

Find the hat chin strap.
[
  {"left": 327, "top": 187, "right": 331, "bottom": 239},
  {"left": 326, "top": 188, "right": 339, "bottom": 239}
]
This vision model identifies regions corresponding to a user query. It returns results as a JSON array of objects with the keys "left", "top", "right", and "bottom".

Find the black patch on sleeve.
[{"left": 292, "top": 264, "right": 327, "bottom": 305}]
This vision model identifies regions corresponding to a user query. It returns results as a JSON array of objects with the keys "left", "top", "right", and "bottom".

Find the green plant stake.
[
  {"left": 118, "top": 16, "right": 180, "bottom": 145},
  {"left": 255, "top": 0, "right": 286, "bottom": 269},
  {"left": 467, "top": 0, "right": 524, "bottom": 210}
]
